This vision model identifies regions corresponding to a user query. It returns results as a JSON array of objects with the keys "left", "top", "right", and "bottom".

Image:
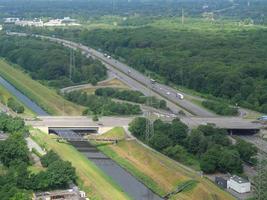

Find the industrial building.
[
  {"left": 33, "top": 189, "right": 89, "bottom": 200},
  {"left": 227, "top": 175, "right": 251, "bottom": 194},
  {"left": 215, "top": 175, "right": 251, "bottom": 194}
]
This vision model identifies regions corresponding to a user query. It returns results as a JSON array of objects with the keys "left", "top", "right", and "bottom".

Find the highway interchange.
[
  {"left": 7, "top": 32, "right": 266, "bottom": 150},
  {"left": 32, "top": 33, "right": 216, "bottom": 117}
]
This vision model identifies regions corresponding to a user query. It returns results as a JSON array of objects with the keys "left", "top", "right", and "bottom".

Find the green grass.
[
  {"left": 28, "top": 165, "right": 45, "bottom": 174},
  {"left": 94, "top": 128, "right": 165, "bottom": 196},
  {"left": 30, "top": 129, "right": 131, "bottom": 200},
  {"left": 94, "top": 128, "right": 235, "bottom": 200},
  {"left": 0, "top": 59, "right": 85, "bottom": 115}
]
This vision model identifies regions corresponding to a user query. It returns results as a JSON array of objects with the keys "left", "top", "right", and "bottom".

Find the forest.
[
  {"left": 129, "top": 117, "right": 257, "bottom": 174},
  {"left": 72, "top": 25, "right": 267, "bottom": 113},
  {"left": 0, "top": 114, "right": 77, "bottom": 200},
  {"left": 0, "top": 35, "right": 107, "bottom": 88}
]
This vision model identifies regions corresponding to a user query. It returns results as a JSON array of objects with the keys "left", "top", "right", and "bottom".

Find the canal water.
[
  {"left": 0, "top": 75, "right": 162, "bottom": 200},
  {"left": 0, "top": 76, "right": 48, "bottom": 115},
  {"left": 70, "top": 140, "right": 162, "bottom": 200}
]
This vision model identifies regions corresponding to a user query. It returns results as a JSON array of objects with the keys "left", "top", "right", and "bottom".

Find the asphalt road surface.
[{"left": 7, "top": 32, "right": 215, "bottom": 117}]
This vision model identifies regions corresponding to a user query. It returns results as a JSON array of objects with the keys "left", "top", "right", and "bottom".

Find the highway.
[{"left": 7, "top": 32, "right": 215, "bottom": 117}]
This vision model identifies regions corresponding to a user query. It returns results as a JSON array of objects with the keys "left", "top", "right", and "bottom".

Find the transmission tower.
[
  {"left": 181, "top": 8, "right": 185, "bottom": 25},
  {"left": 145, "top": 74, "right": 154, "bottom": 142},
  {"left": 254, "top": 134, "right": 267, "bottom": 200},
  {"left": 69, "top": 48, "right": 75, "bottom": 81}
]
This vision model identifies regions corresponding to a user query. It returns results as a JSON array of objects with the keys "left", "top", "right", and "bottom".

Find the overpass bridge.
[{"left": 26, "top": 116, "right": 264, "bottom": 135}]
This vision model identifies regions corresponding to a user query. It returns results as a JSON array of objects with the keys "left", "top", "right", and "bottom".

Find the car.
[
  {"left": 166, "top": 92, "right": 171, "bottom": 95},
  {"left": 176, "top": 93, "right": 184, "bottom": 100}
]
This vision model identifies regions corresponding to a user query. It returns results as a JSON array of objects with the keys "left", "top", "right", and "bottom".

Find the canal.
[
  {"left": 0, "top": 75, "right": 162, "bottom": 200},
  {"left": 0, "top": 76, "right": 48, "bottom": 115}
]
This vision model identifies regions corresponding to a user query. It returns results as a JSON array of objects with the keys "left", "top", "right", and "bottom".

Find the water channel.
[
  {"left": 0, "top": 75, "right": 162, "bottom": 200},
  {"left": 0, "top": 76, "right": 48, "bottom": 115}
]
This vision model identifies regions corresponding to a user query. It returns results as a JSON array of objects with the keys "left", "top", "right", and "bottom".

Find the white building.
[
  {"left": 227, "top": 175, "right": 251, "bottom": 193},
  {"left": 4, "top": 18, "right": 20, "bottom": 24},
  {"left": 0, "top": 25, "right": 3, "bottom": 31},
  {"left": 44, "top": 19, "right": 65, "bottom": 27},
  {"left": 15, "top": 19, "right": 44, "bottom": 27}
]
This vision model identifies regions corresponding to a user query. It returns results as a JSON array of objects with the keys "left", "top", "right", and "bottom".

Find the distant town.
[{"left": 3, "top": 17, "right": 80, "bottom": 27}]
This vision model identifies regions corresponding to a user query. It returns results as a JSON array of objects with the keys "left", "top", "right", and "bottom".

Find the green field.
[
  {"left": 94, "top": 128, "right": 235, "bottom": 200},
  {"left": 30, "top": 129, "right": 131, "bottom": 200},
  {"left": 0, "top": 59, "right": 85, "bottom": 115}
]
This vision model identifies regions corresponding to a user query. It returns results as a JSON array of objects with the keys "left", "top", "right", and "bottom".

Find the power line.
[
  {"left": 69, "top": 48, "right": 75, "bottom": 81},
  {"left": 145, "top": 73, "right": 154, "bottom": 142}
]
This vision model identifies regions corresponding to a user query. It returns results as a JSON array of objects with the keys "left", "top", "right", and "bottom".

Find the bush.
[
  {"left": 65, "top": 91, "right": 142, "bottom": 116},
  {"left": 202, "top": 100, "right": 238, "bottom": 116},
  {"left": 40, "top": 150, "right": 60, "bottom": 168},
  {"left": 7, "top": 98, "right": 24, "bottom": 113}
]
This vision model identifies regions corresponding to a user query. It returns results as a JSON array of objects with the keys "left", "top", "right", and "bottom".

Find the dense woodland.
[
  {"left": 129, "top": 117, "right": 257, "bottom": 174},
  {"left": 74, "top": 26, "right": 267, "bottom": 113},
  {"left": 64, "top": 90, "right": 142, "bottom": 116},
  {"left": 0, "top": 35, "right": 107, "bottom": 88},
  {"left": 0, "top": 114, "right": 77, "bottom": 200}
]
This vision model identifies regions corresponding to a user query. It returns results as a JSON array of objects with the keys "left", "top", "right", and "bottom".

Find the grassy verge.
[
  {"left": 30, "top": 129, "right": 131, "bottom": 200},
  {"left": 94, "top": 128, "right": 235, "bottom": 200},
  {"left": 0, "top": 59, "right": 85, "bottom": 115}
]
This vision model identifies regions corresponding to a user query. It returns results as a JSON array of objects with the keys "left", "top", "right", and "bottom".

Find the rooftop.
[{"left": 230, "top": 175, "right": 249, "bottom": 184}]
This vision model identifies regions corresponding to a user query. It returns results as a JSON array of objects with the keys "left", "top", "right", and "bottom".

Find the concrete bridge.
[{"left": 26, "top": 116, "right": 264, "bottom": 135}]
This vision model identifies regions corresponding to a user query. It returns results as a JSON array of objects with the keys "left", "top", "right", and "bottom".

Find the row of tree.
[
  {"left": 202, "top": 100, "right": 238, "bottom": 116},
  {"left": 0, "top": 114, "right": 77, "bottom": 199},
  {"left": 0, "top": 35, "right": 107, "bottom": 88},
  {"left": 95, "top": 87, "right": 167, "bottom": 109},
  {"left": 129, "top": 117, "right": 257, "bottom": 174},
  {"left": 64, "top": 90, "right": 142, "bottom": 116}
]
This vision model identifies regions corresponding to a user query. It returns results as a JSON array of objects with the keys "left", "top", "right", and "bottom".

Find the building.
[
  {"left": 227, "top": 175, "right": 251, "bottom": 194},
  {"left": 4, "top": 18, "right": 20, "bottom": 24},
  {"left": 44, "top": 17, "right": 80, "bottom": 27},
  {"left": 0, "top": 25, "right": 2, "bottom": 31},
  {"left": 15, "top": 19, "right": 44, "bottom": 27},
  {"left": 44, "top": 19, "right": 64, "bottom": 27},
  {"left": 33, "top": 189, "right": 89, "bottom": 200}
]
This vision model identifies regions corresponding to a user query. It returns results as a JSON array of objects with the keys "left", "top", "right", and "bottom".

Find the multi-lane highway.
[{"left": 7, "top": 32, "right": 215, "bottom": 117}]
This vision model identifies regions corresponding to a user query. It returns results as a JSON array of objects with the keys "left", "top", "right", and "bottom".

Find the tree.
[
  {"left": 150, "top": 132, "right": 172, "bottom": 151},
  {"left": 128, "top": 117, "right": 146, "bottom": 139},
  {"left": 163, "top": 144, "right": 188, "bottom": 163},
  {"left": 0, "top": 133, "right": 29, "bottom": 167},
  {"left": 235, "top": 139, "right": 257, "bottom": 164},
  {"left": 40, "top": 150, "right": 60, "bottom": 167},
  {"left": 168, "top": 118, "right": 188, "bottom": 145},
  {"left": 218, "top": 149, "right": 243, "bottom": 173},
  {"left": 200, "top": 145, "right": 222, "bottom": 173},
  {"left": 46, "top": 160, "right": 76, "bottom": 189},
  {"left": 185, "top": 129, "right": 208, "bottom": 155}
]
